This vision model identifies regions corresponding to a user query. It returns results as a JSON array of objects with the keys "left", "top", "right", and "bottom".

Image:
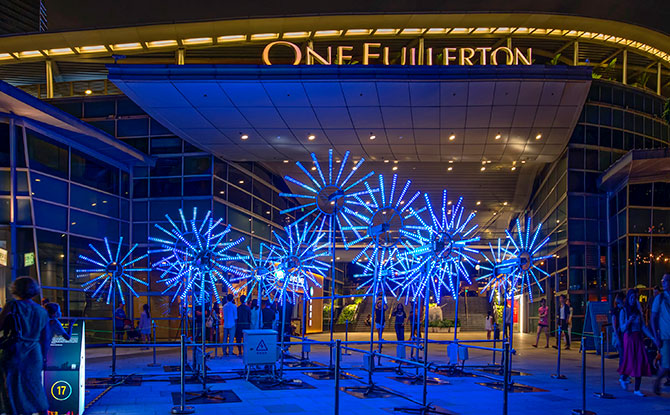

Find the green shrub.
[{"left": 337, "top": 304, "right": 358, "bottom": 324}]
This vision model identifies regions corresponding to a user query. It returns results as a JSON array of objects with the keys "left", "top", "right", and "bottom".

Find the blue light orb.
[{"left": 76, "top": 237, "right": 150, "bottom": 304}]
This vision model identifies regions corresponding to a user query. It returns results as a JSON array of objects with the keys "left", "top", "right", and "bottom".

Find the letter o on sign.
[{"left": 262, "top": 41, "right": 302, "bottom": 65}]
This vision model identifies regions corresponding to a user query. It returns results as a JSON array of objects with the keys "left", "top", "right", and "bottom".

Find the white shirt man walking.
[
  {"left": 652, "top": 274, "right": 670, "bottom": 395},
  {"left": 222, "top": 294, "right": 237, "bottom": 355}
]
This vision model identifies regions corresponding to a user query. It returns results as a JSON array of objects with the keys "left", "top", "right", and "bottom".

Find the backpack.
[{"left": 0, "top": 302, "right": 21, "bottom": 359}]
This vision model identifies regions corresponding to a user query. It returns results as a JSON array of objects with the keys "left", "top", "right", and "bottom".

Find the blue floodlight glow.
[
  {"left": 280, "top": 149, "right": 373, "bottom": 248},
  {"left": 148, "top": 207, "right": 248, "bottom": 304},
  {"left": 267, "top": 220, "right": 330, "bottom": 304},
  {"left": 399, "top": 191, "right": 480, "bottom": 301},
  {"left": 76, "top": 237, "right": 151, "bottom": 304}
]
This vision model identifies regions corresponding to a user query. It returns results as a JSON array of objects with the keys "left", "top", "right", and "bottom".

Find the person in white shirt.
[{"left": 222, "top": 294, "right": 237, "bottom": 355}]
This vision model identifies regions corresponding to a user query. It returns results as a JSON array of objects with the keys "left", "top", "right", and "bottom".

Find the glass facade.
[{"left": 524, "top": 80, "right": 670, "bottom": 333}]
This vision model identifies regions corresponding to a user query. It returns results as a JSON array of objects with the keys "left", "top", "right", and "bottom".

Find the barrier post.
[
  {"left": 593, "top": 332, "right": 614, "bottom": 399},
  {"left": 334, "top": 339, "right": 341, "bottom": 415},
  {"left": 572, "top": 337, "right": 596, "bottom": 415},
  {"left": 551, "top": 326, "right": 567, "bottom": 379},
  {"left": 502, "top": 341, "right": 510, "bottom": 415},
  {"left": 171, "top": 334, "right": 194, "bottom": 414},
  {"left": 343, "top": 320, "right": 351, "bottom": 355},
  {"left": 148, "top": 320, "right": 161, "bottom": 367}
]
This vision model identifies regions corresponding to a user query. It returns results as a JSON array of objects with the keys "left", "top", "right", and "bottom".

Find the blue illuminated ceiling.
[{"left": 108, "top": 64, "right": 591, "bottom": 163}]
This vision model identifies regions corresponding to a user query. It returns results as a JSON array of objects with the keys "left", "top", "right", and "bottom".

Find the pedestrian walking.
[
  {"left": 533, "top": 299, "right": 550, "bottom": 348},
  {"left": 392, "top": 303, "right": 406, "bottom": 342},
  {"left": 0, "top": 277, "right": 49, "bottom": 415},
  {"left": 556, "top": 295, "right": 570, "bottom": 350},
  {"left": 115, "top": 302, "right": 126, "bottom": 342},
  {"left": 236, "top": 295, "right": 251, "bottom": 355},
  {"left": 250, "top": 299, "right": 260, "bottom": 329},
  {"left": 139, "top": 304, "right": 151, "bottom": 348},
  {"left": 618, "top": 288, "right": 652, "bottom": 396}
]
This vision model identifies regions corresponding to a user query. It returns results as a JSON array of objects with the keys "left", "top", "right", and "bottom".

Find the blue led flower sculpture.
[
  {"left": 280, "top": 149, "right": 373, "bottom": 243},
  {"left": 400, "top": 191, "right": 480, "bottom": 301},
  {"left": 228, "top": 244, "right": 277, "bottom": 300},
  {"left": 477, "top": 238, "right": 514, "bottom": 301},
  {"left": 149, "top": 208, "right": 247, "bottom": 304},
  {"left": 267, "top": 220, "right": 330, "bottom": 304},
  {"left": 77, "top": 237, "right": 150, "bottom": 304}
]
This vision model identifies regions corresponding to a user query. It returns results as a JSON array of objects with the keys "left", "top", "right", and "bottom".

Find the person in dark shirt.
[
  {"left": 261, "top": 300, "right": 274, "bottom": 329},
  {"left": 114, "top": 303, "right": 126, "bottom": 341},
  {"left": 236, "top": 295, "right": 251, "bottom": 355},
  {"left": 392, "top": 303, "right": 406, "bottom": 342}
]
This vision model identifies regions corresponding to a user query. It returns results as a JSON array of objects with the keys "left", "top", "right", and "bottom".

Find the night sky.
[{"left": 47, "top": 0, "right": 670, "bottom": 35}]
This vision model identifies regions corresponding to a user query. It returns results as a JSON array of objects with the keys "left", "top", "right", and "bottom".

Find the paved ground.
[{"left": 82, "top": 331, "right": 670, "bottom": 415}]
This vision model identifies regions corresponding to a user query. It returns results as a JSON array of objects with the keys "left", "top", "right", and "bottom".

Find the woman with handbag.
[
  {"left": 0, "top": 277, "right": 49, "bottom": 415},
  {"left": 618, "top": 288, "right": 653, "bottom": 396}
]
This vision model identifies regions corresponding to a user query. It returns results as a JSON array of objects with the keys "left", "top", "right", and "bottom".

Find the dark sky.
[{"left": 47, "top": 0, "right": 670, "bottom": 35}]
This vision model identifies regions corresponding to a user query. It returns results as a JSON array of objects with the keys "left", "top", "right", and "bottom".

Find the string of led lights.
[
  {"left": 148, "top": 207, "right": 248, "bottom": 304},
  {"left": 228, "top": 244, "right": 277, "bottom": 300},
  {"left": 76, "top": 237, "right": 151, "bottom": 304},
  {"left": 477, "top": 238, "right": 515, "bottom": 301},
  {"left": 266, "top": 219, "right": 330, "bottom": 304}
]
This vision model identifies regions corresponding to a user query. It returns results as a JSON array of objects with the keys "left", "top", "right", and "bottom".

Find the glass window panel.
[
  {"left": 629, "top": 208, "right": 651, "bottom": 233},
  {"left": 117, "top": 118, "right": 149, "bottom": 137},
  {"left": 183, "top": 177, "right": 211, "bottom": 196},
  {"left": 228, "top": 167, "right": 252, "bottom": 191},
  {"left": 149, "top": 199, "right": 181, "bottom": 222},
  {"left": 253, "top": 165, "right": 273, "bottom": 183},
  {"left": 134, "top": 179, "right": 148, "bottom": 198},
  {"left": 0, "top": 171, "right": 8, "bottom": 195},
  {"left": 585, "top": 149, "right": 598, "bottom": 170},
  {"left": 83, "top": 100, "right": 115, "bottom": 118},
  {"left": 612, "top": 130, "right": 623, "bottom": 149},
  {"left": 17, "top": 198, "right": 31, "bottom": 224},
  {"left": 31, "top": 173, "right": 67, "bottom": 204},
  {"left": 252, "top": 219, "right": 271, "bottom": 240},
  {"left": 653, "top": 182, "right": 670, "bottom": 207},
  {"left": 569, "top": 269, "right": 584, "bottom": 290},
  {"left": 570, "top": 124, "right": 584, "bottom": 143},
  {"left": 121, "top": 172, "right": 130, "bottom": 199},
  {"left": 133, "top": 201, "right": 148, "bottom": 221},
  {"left": 27, "top": 131, "right": 68, "bottom": 178},
  {"left": 214, "top": 179, "right": 226, "bottom": 199},
  {"left": 585, "top": 105, "right": 599, "bottom": 124},
  {"left": 598, "top": 151, "right": 611, "bottom": 171},
  {"left": 150, "top": 178, "right": 181, "bottom": 198},
  {"left": 227, "top": 229, "right": 250, "bottom": 251},
  {"left": 71, "top": 185, "right": 119, "bottom": 217},
  {"left": 117, "top": 98, "right": 144, "bottom": 116},
  {"left": 629, "top": 183, "right": 652, "bottom": 206},
  {"left": 71, "top": 150, "right": 119, "bottom": 194},
  {"left": 569, "top": 195, "right": 584, "bottom": 218},
  {"left": 122, "top": 137, "right": 149, "bottom": 154},
  {"left": 150, "top": 137, "right": 182, "bottom": 154},
  {"left": 585, "top": 125, "right": 598, "bottom": 145},
  {"left": 184, "top": 156, "right": 212, "bottom": 175},
  {"left": 227, "top": 185, "right": 251, "bottom": 210},
  {"left": 34, "top": 201, "right": 67, "bottom": 231},
  {"left": 228, "top": 207, "right": 251, "bottom": 233},
  {"left": 36, "top": 229, "right": 66, "bottom": 288},
  {"left": 70, "top": 210, "right": 119, "bottom": 240},
  {"left": 182, "top": 199, "right": 210, "bottom": 216},
  {"left": 151, "top": 157, "right": 182, "bottom": 177},
  {"left": 132, "top": 223, "right": 148, "bottom": 244},
  {"left": 213, "top": 201, "right": 226, "bottom": 223},
  {"left": 52, "top": 101, "right": 83, "bottom": 118},
  {"left": 88, "top": 120, "right": 115, "bottom": 136},
  {"left": 253, "top": 179, "right": 273, "bottom": 202},
  {"left": 568, "top": 219, "right": 585, "bottom": 241},
  {"left": 150, "top": 119, "right": 172, "bottom": 136},
  {"left": 599, "top": 107, "right": 611, "bottom": 126},
  {"left": 568, "top": 171, "right": 584, "bottom": 193},
  {"left": 599, "top": 127, "right": 611, "bottom": 148},
  {"left": 0, "top": 198, "right": 10, "bottom": 223},
  {"left": 214, "top": 159, "right": 227, "bottom": 179},
  {"left": 618, "top": 211, "right": 626, "bottom": 236},
  {"left": 120, "top": 199, "right": 130, "bottom": 221},
  {"left": 653, "top": 210, "right": 670, "bottom": 234},
  {"left": 253, "top": 198, "right": 272, "bottom": 221}
]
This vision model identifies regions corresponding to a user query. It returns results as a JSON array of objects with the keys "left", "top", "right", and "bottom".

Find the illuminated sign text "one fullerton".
[{"left": 262, "top": 41, "right": 532, "bottom": 66}]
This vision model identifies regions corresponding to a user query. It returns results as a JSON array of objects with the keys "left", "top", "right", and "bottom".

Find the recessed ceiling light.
[
  {"left": 311, "top": 166, "right": 316, "bottom": 171},
  {"left": 481, "top": 160, "right": 486, "bottom": 165},
  {"left": 535, "top": 133, "right": 542, "bottom": 140},
  {"left": 480, "top": 166, "right": 486, "bottom": 171},
  {"left": 384, "top": 160, "right": 390, "bottom": 163},
  {"left": 487, "top": 160, "right": 491, "bottom": 164},
  {"left": 84, "top": 89, "right": 92, "bottom": 95},
  {"left": 449, "top": 134, "right": 456, "bottom": 141},
  {"left": 283, "top": 160, "right": 289, "bottom": 163},
  {"left": 503, "top": 201, "right": 508, "bottom": 206},
  {"left": 241, "top": 134, "right": 249, "bottom": 140},
  {"left": 521, "top": 160, "right": 526, "bottom": 164},
  {"left": 476, "top": 201, "right": 481, "bottom": 205},
  {"left": 219, "top": 191, "right": 224, "bottom": 194},
  {"left": 447, "top": 166, "right": 453, "bottom": 171},
  {"left": 447, "top": 200, "right": 452, "bottom": 205},
  {"left": 308, "top": 134, "right": 316, "bottom": 141},
  {"left": 511, "top": 166, "right": 517, "bottom": 171},
  {"left": 370, "top": 134, "right": 376, "bottom": 140},
  {"left": 495, "top": 133, "right": 501, "bottom": 140},
  {"left": 238, "top": 180, "right": 244, "bottom": 184},
  {"left": 393, "top": 160, "right": 398, "bottom": 164},
  {"left": 493, "top": 212, "right": 496, "bottom": 215},
  {"left": 336, "top": 159, "right": 341, "bottom": 163},
  {"left": 392, "top": 166, "right": 398, "bottom": 171},
  {"left": 448, "top": 160, "right": 454, "bottom": 164}
]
